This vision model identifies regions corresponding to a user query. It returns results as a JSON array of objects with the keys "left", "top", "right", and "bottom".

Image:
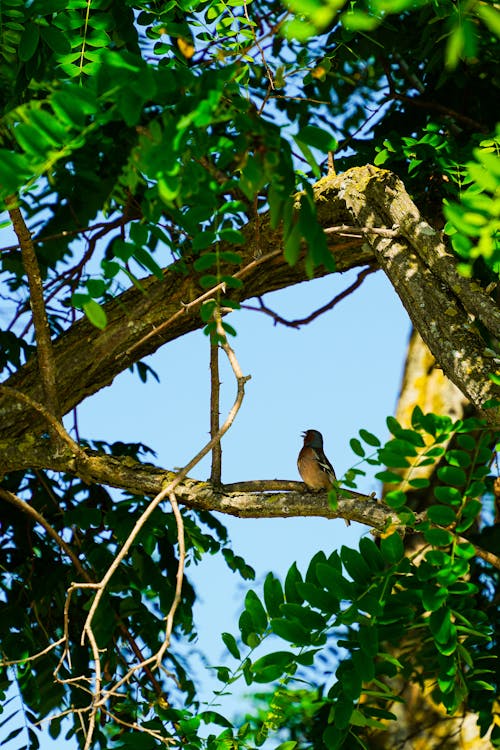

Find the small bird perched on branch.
[{"left": 298, "top": 429, "right": 350, "bottom": 526}]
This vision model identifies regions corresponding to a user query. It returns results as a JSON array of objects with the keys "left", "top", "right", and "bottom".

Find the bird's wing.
[{"left": 313, "top": 448, "right": 336, "bottom": 481}]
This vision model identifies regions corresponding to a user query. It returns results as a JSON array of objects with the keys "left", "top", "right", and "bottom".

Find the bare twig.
[
  {"left": 0, "top": 385, "right": 86, "bottom": 459},
  {"left": 242, "top": 266, "right": 377, "bottom": 328},
  {"left": 210, "top": 337, "right": 222, "bottom": 484},
  {"left": 0, "top": 215, "right": 136, "bottom": 255},
  {"left": 0, "top": 638, "right": 65, "bottom": 668},
  {"left": 324, "top": 224, "right": 400, "bottom": 238},
  {"left": 0, "top": 488, "right": 87, "bottom": 580},
  {"left": 126, "top": 249, "right": 282, "bottom": 356},
  {"left": 156, "top": 491, "right": 186, "bottom": 666},
  {"left": 244, "top": 0, "right": 274, "bottom": 91},
  {"left": 459, "top": 536, "right": 500, "bottom": 570},
  {"left": 6, "top": 196, "right": 61, "bottom": 422}
]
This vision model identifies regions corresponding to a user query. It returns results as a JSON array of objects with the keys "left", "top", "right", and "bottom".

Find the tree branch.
[
  {"left": 330, "top": 165, "right": 500, "bottom": 422},
  {"left": 242, "top": 266, "right": 377, "bottom": 328},
  {"left": 0, "top": 487, "right": 87, "bottom": 579},
  {"left": 6, "top": 196, "right": 61, "bottom": 423},
  {"left": 210, "top": 336, "right": 222, "bottom": 484}
]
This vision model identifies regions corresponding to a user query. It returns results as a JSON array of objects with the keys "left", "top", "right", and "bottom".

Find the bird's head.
[{"left": 301, "top": 429, "right": 324, "bottom": 447}]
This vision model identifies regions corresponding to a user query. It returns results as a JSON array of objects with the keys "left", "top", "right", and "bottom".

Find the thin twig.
[
  {"left": 244, "top": 0, "right": 274, "bottom": 90},
  {"left": 460, "top": 536, "right": 500, "bottom": 570},
  {"left": 126, "top": 249, "right": 282, "bottom": 356},
  {"left": 6, "top": 196, "right": 61, "bottom": 422},
  {"left": 324, "top": 224, "right": 400, "bottom": 238},
  {"left": 0, "top": 488, "right": 87, "bottom": 580},
  {"left": 0, "top": 385, "right": 86, "bottom": 460},
  {"left": 210, "top": 337, "right": 222, "bottom": 484},
  {"left": 156, "top": 491, "right": 186, "bottom": 666},
  {"left": 0, "top": 215, "right": 136, "bottom": 255},
  {"left": 0, "top": 638, "right": 65, "bottom": 668},
  {"left": 242, "top": 266, "right": 377, "bottom": 328}
]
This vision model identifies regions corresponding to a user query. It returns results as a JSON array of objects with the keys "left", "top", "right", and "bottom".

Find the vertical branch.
[
  {"left": 155, "top": 491, "right": 185, "bottom": 667},
  {"left": 210, "top": 337, "right": 222, "bottom": 484},
  {"left": 6, "top": 196, "right": 61, "bottom": 422}
]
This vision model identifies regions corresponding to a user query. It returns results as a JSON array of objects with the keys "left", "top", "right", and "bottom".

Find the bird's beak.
[{"left": 301, "top": 431, "right": 307, "bottom": 438}]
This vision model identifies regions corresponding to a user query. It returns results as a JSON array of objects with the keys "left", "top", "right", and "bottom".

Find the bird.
[{"left": 298, "top": 429, "right": 350, "bottom": 526}]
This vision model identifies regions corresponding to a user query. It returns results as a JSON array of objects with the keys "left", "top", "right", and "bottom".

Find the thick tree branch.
[
  {"left": 2, "top": 444, "right": 498, "bottom": 570},
  {"left": 6, "top": 196, "right": 61, "bottom": 422},
  {"left": 328, "top": 166, "right": 500, "bottom": 422}
]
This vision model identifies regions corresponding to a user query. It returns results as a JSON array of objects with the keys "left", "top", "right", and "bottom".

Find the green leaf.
[
  {"left": 342, "top": 10, "right": 379, "bottom": 30},
  {"left": 358, "top": 624, "right": 379, "bottom": 657},
  {"left": 340, "top": 546, "right": 371, "bottom": 584},
  {"left": 385, "top": 490, "right": 406, "bottom": 509},
  {"left": 358, "top": 536, "right": 385, "bottom": 572},
  {"left": 0, "top": 150, "right": 33, "bottom": 196},
  {"left": 408, "top": 477, "right": 430, "bottom": 489},
  {"left": 296, "top": 125, "right": 337, "bottom": 153},
  {"left": 316, "top": 562, "right": 354, "bottom": 600},
  {"left": 427, "top": 505, "right": 456, "bottom": 526},
  {"left": 379, "top": 449, "right": 410, "bottom": 468},
  {"left": 429, "top": 607, "right": 455, "bottom": 646},
  {"left": 380, "top": 533, "right": 404, "bottom": 563},
  {"left": 375, "top": 469, "right": 402, "bottom": 484},
  {"left": 284, "top": 562, "right": 304, "bottom": 604},
  {"left": 359, "top": 429, "right": 381, "bottom": 447},
  {"left": 40, "top": 25, "right": 71, "bottom": 54},
  {"left": 424, "top": 527, "right": 454, "bottom": 547},
  {"left": 293, "top": 138, "right": 321, "bottom": 177},
  {"left": 476, "top": 4, "right": 500, "bottom": 37},
  {"left": 19, "top": 23, "right": 40, "bottom": 61},
  {"left": 238, "top": 609, "right": 259, "bottom": 647},
  {"left": 200, "top": 274, "right": 219, "bottom": 289},
  {"left": 437, "top": 466, "right": 467, "bottom": 487},
  {"left": 275, "top": 742, "right": 297, "bottom": 750},
  {"left": 133, "top": 246, "right": 164, "bottom": 279},
  {"left": 83, "top": 299, "right": 107, "bottom": 329},
  {"left": 306, "top": 550, "right": 328, "bottom": 584},
  {"left": 270, "top": 618, "right": 312, "bottom": 646},
  {"left": 446, "top": 449, "right": 471, "bottom": 468},
  {"left": 263, "top": 573, "right": 284, "bottom": 618},
  {"left": 434, "top": 486, "right": 462, "bottom": 506},
  {"left": 350, "top": 438, "right": 365, "bottom": 457},
  {"left": 284, "top": 222, "right": 301, "bottom": 266},
  {"left": 193, "top": 234, "right": 217, "bottom": 253},
  {"left": 87, "top": 278, "right": 107, "bottom": 298},
  {"left": 221, "top": 632, "right": 240, "bottom": 660},
  {"left": 295, "top": 581, "right": 339, "bottom": 614},
  {"left": 385, "top": 438, "right": 418, "bottom": 457},
  {"left": 422, "top": 584, "right": 448, "bottom": 611},
  {"left": 244, "top": 590, "right": 268, "bottom": 634},
  {"left": 456, "top": 499, "right": 482, "bottom": 532},
  {"left": 280, "top": 602, "right": 327, "bottom": 630},
  {"left": 252, "top": 651, "right": 294, "bottom": 682}
]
